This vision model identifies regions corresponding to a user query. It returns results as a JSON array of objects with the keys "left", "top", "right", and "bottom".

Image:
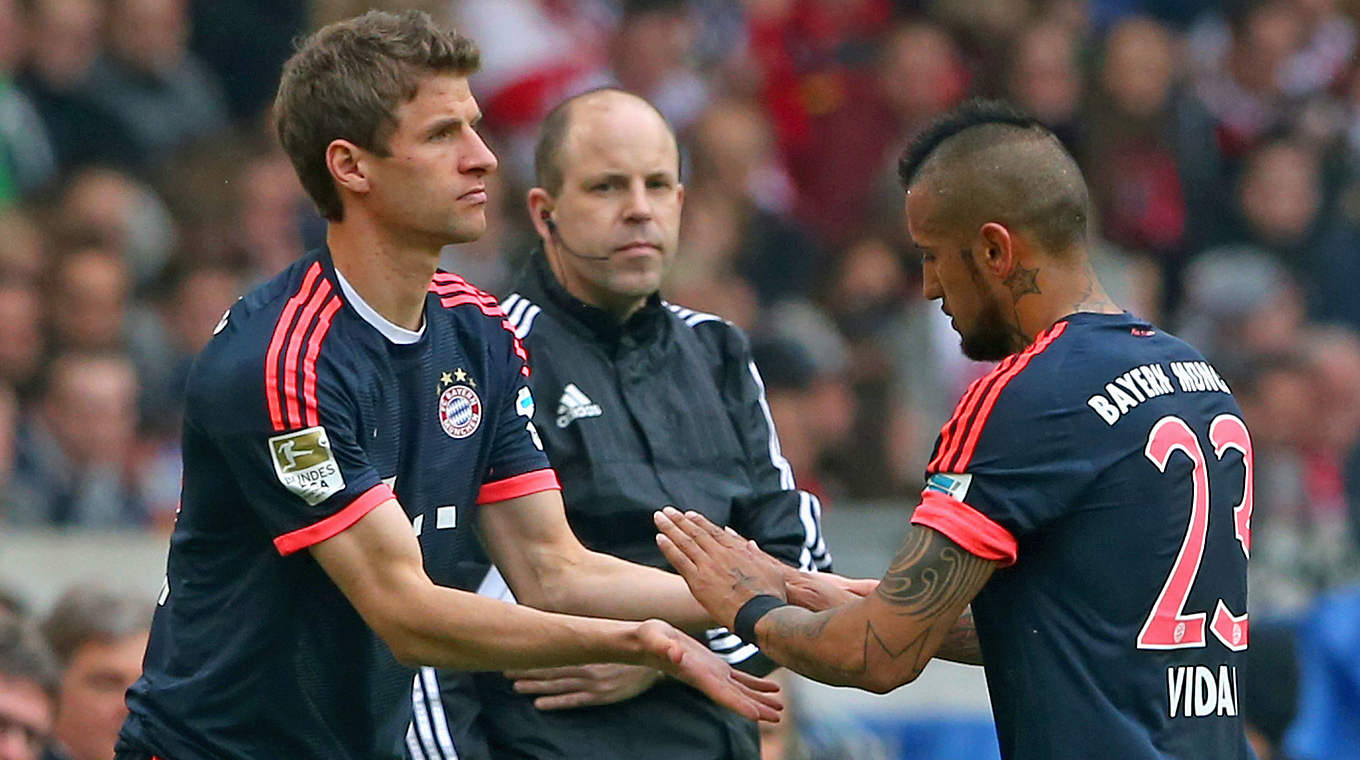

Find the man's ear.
[
  {"left": 978, "top": 222, "right": 1015, "bottom": 277},
  {"left": 326, "top": 139, "right": 369, "bottom": 196},
  {"left": 527, "top": 187, "right": 555, "bottom": 241}
]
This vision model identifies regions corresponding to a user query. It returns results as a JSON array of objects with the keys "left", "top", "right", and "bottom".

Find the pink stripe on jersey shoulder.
[
  {"left": 265, "top": 263, "right": 323, "bottom": 431},
  {"left": 911, "top": 490, "right": 1018, "bottom": 565},
  {"left": 282, "top": 279, "right": 333, "bottom": 429},
  {"left": 948, "top": 322, "right": 1067, "bottom": 471},
  {"left": 932, "top": 321, "right": 1068, "bottom": 473},
  {"left": 928, "top": 352, "right": 1022, "bottom": 472},
  {"left": 301, "top": 296, "right": 344, "bottom": 427}
]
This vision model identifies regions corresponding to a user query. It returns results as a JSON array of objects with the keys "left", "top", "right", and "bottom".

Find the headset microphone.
[{"left": 542, "top": 210, "right": 613, "bottom": 261}]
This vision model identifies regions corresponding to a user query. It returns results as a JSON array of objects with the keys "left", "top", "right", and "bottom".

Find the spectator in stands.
[
  {"left": 609, "top": 0, "right": 710, "bottom": 131},
  {"left": 1082, "top": 15, "right": 1224, "bottom": 263},
  {"left": 128, "top": 260, "right": 242, "bottom": 528},
  {"left": 0, "top": 278, "right": 44, "bottom": 394},
  {"left": 1219, "top": 139, "right": 1360, "bottom": 333},
  {"left": 129, "top": 259, "right": 241, "bottom": 431},
  {"left": 83, "top": 0, "right": 227, "bottom": 167},
  {"left": 822, "top": 236, "right": 916, "bottom": 497},
  {"left": 789, "top": 19, "right": 964, "bottom": 248},
  {"left": 1176, "top": 245, "right": 1306, "bottom": 362},
  {"left": 0, "top": 616, "right": 59, "bottom": 760},
  {"left": 6, "top": 351, "right": 145, "bottom": 528},
  {"left": 1005, "top": 19, "right": 1083, "bottom": 149},
  {"left": 43, "top": 246, "right": 130, "bottom": 354},
  {"left": 233, "top": 151, "right": 316, "bottom": 283},
  {"left": 56, "top": 167, "right": 175, "bottom": 287},
  {"left": 1235, "top": 346, "right": 1360, "bottom": 617},
  {"left": 0, "top": 383, "right": 17, "bottom": 516},
  {"left": 677, "top": 99, "right": 818, "bottom": 310},
  {"left": 0, "top": 209, "right": 45, "bottom": 283},
  {"left": 38, "top": 588, "right": 151, "bottom": 760},
  {"left": 748, "top": 336, "right": 853, "bottom": 502},
  {"left": 1189, "top": 1, "right": 1304, "bottom": 162},
  {"left": 16, "top": 0, "right": 132, "bottom": 173},
  {"left": 186, "top": 0, "right": 307, "bottom": 120},
  {"left": 0, "top": 0, "right": 57, "bottom": 200}
]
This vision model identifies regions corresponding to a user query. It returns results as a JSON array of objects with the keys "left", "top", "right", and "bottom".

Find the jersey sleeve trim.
[
  {"left": 273, "top": 482, "right": 395, "bottom": 556},
  {"left": 476, "top": 468, "right": 561, "bottom": 505},
  {"left": 929, "top": 320, "right": 1068, "bottom": 473},
  {"left": 910, "top": 490, "right": 1019, "bottom": 566}
]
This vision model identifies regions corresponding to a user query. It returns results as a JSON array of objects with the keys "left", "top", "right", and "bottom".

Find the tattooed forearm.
[
  {"left": 934, "top": 608, "right": 984, "bottom": 665},
  {"left": 762, "top": 606, "right": 870, "bottom": 685},
  {"left": 768, "top": 606, "right": 834, "bottom": 641},
  {"left": 876, "top": 527, "right": 993, "bottom": 617},
  {"left": 755, "top": 527, "right": 995, "bottom": 692}
]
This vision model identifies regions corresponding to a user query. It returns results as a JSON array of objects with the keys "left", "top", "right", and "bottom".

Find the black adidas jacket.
[{"left": 470, "top": 250, "right": 831, "bottom": 760}]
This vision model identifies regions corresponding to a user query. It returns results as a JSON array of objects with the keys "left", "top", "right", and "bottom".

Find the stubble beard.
[
  {"left": 959, "top": 297, "right": 1018, "bottom": 361},
  {"left": 957, "top": 248, "right": 1022, "bottom": 362}
]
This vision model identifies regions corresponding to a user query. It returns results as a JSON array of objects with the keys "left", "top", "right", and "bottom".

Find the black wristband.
[{"left": 733, "top": 594, "right": 788, "bottom": 643}]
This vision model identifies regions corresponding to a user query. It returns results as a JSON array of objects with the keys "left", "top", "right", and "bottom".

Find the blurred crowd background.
[{"left": 2, "top": 0, "right": 1360, "bottom": 758}]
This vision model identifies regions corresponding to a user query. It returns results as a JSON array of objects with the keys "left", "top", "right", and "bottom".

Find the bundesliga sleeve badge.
[
  {"left": 438, "top": 368, "right": 482, "bottom": 439},
  {"left": 268, "top": 426, "right": 346, "bottom": 505}
]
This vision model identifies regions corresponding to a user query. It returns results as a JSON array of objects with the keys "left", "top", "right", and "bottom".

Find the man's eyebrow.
[{"left": 427, "top": 114, "right": 482, "bottom": 133}]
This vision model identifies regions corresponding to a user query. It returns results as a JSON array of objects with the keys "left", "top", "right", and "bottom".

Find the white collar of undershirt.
[{"left": 333, "top": 267, "right": 425, "bottom": 344}]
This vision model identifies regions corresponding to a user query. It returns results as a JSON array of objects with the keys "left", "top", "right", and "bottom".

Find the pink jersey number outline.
[{"left": 1137, "top": 414, "right": 1251, "bottom": 652}]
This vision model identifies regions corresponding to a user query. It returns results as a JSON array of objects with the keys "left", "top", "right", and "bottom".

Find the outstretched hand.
[
  {"left": 634, "top": 619, "right": 783, "bottom": 722},
  {"left": 505, "top": 663, "right": 662, "bottom": 711},
  {"left": 785, "top": 571, "right": 879, "bottom": 612},
  {"left": 653, "top": 506, "right": 787, "bottom": 627}
]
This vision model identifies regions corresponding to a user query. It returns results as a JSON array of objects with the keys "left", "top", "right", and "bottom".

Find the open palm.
[{"left": 634, "top": 619, "right": 783, "bottom": 723}]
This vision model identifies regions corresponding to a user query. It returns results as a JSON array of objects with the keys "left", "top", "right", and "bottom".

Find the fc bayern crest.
[{"left": 438, "top": 383, "right": 482, "bottom": 438}]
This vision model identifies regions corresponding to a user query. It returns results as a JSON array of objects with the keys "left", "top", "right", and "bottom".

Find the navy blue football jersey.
[
  {"left": 912, "top": 313, "right": 1253, "bottom": 760},
  {"left": 118, "top": 249, "right": 556, "bottom": 760}
]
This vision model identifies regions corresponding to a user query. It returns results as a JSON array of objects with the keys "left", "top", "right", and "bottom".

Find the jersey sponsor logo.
[
  {"left": 268, "top": 426, "right": 345, "bottom": 505},
  {"left": 1167, "top": 665, "right": 1239, "bottom": 718},
  {"left": 924, "top": 472, "right": 972, "bottom": 502},
  {"left": 556, "top": 383, "right": 602, "bottom": 428}
]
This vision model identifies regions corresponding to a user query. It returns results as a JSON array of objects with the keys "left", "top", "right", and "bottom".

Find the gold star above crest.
[
  {"left": 453, "top": 368, "right": 468, "bottom": 382},
  {"left": 440, "top": 371, "right": 453, "bottom": 386}
]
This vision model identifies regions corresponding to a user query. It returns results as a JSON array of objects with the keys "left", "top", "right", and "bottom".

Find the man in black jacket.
[{"left": 459, "top": 89, "right": 831, "bottom": 759}]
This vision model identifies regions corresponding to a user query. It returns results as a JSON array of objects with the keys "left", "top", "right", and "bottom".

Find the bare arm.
[
  {"left": 312, "top": 499, "right": 656, "bottom": 670},
  {"left": 935, "top": 608, "right": 983, "bottom": 666},
  {"left": 656, "top": 509, "right": 996, "bottom": 693},
  {"left": 784, "top": 569, "right": 982, "bottom": 665},
  {"left": 309, "top": 499, "right": 783, "bottom": 722},
  {"left": 477, "top": 489, "right": 714, "bottom": 631}
]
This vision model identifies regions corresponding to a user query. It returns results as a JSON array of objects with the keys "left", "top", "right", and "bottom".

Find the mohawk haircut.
[
  {"left": 898, "top": 99, "right": 1044, "bottom": 190},
  {"left": 897, "top": 98, "right": 1090, "bottom": 255}
]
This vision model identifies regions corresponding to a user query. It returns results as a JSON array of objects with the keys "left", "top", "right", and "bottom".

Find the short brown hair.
[
  {"left": 0, "top": 615, "right": 59, "bottom": 700},
  {"left": 274, "top": 10, "right": 480, "bottom": 221},
  {"left": 40, "top": 586, "right": 151, "bottom": 666}
]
